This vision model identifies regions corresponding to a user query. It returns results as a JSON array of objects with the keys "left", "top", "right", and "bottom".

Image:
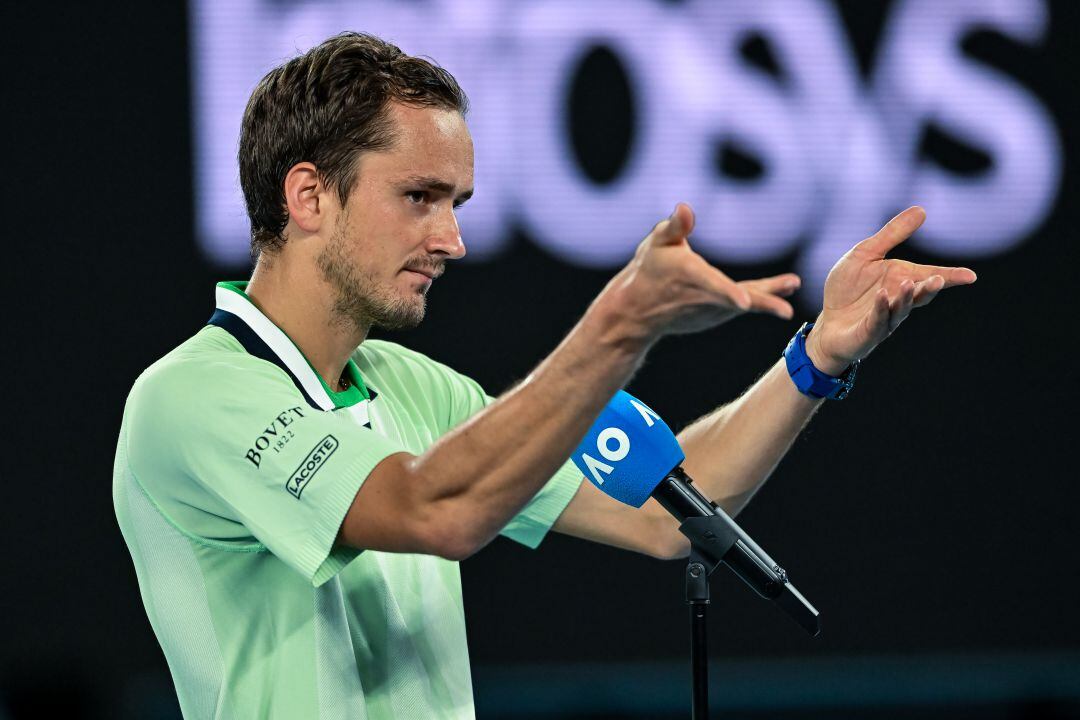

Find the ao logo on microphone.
[
  {"left": 579, "top": 397, "right": 660, "bottom": 487},
  {"left": 191, "top": 0, "right": 1061, "bottom": 306},
  {"left": 571, "top": 391, "right": 684, "bottom": 507}
]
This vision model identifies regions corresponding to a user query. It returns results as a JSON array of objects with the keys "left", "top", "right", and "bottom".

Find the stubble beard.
[{"left": 317, "top": 221, "right": 427, "bottom": 333}]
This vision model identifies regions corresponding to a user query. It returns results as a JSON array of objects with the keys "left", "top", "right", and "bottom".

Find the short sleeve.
[
  {"left": 124, "top": 352, "right": 408, "bottom": 586},
  {"left": 498, "top": 458, "right": 583, "bottom": 549}
]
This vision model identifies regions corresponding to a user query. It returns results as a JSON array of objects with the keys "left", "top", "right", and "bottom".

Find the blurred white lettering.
[{"left": 190, "top": 0, "right": 1060, "bottom": 306}]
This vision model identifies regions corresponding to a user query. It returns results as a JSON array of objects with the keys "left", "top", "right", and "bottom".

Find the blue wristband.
[{"left": 783, "top": 322, "right": 858, "bottom": 400}]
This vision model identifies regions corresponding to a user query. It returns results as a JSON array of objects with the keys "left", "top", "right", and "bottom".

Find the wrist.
[
  {"left": 783, "top": 321, "right": 860, "bottom": 401},
  {"left": 587, "top": 282, "right": 657, "bottom": 355},
  {"left": 804, "top": 322, "right": 851, "bottom": 376}
]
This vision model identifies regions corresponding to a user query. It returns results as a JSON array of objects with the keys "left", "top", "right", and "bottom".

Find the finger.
[
  {"left": 743, "top": 273, "right": 801, "bottom": 298},
  {"left": 948, "top": 266, "right": 977, "bottom": 285},
  {"left": 699, "top": 264, "right": 751, "bottom": 310},
  {"left": 650, "top": 202, "right": 696, "bottom": 247},
  {"left": 888, "top": 278, "right": 916, "bottom": 332},
  {"left": 855, "top": 206, "right": 927, "bottom": 258},
  {"left": 857, "top": 287, "right": 891, "bottom": 344},
  {"left": 746, "top": 287, "right": 794, "bottom": 319},
  {"left": 901, "top": 261, "right": 978, "bottom": 287},
  {"left": 912, "top": 264, "right": 977, "bottom": 288},
  {"left": 911, "top": 275, "right": 944, "bottom": 308},
  {"left": 721, "top": 278, "right": 752, "bottom": 311}
]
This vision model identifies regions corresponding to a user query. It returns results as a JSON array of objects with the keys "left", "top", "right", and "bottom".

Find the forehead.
[{"left": 363, "top": 102, "right": 474, "bottom": 187}]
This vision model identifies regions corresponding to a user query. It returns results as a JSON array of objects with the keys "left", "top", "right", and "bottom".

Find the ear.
[{"left": 283, "top": 162, "right": 327, "bottom": 234}]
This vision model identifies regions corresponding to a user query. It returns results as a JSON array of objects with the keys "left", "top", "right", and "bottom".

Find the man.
[{"left": 113, "top": 32, "right": 975, "bottom": 719}]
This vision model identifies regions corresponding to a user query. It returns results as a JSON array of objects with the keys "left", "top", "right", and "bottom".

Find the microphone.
[{"left": 571, "top": 390, "right": 820, "bottom": 636}]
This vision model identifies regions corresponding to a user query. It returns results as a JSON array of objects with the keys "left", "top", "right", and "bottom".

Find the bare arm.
[
  {"left": 554, "top": 207, "right": 977, "bottom": 560},
  {"left": 637, "top": 357, "right": 823, "bottom": 559},
  {"left": 550, "top": 356, "right": 820, "bottom": 561},
  {"left": 677, "top": 359, "right": 820, "bottom": 512},
  {"left": 337, "top": 204, "right": 785, "bottom": 560},
  {"left": 340, "top": 302, "right": 644, "bottom": 561}
]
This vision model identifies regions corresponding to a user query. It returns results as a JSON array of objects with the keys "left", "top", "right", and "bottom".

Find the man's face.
[{"left": 318, "top": 101, "right": 474, "bottom": 331}]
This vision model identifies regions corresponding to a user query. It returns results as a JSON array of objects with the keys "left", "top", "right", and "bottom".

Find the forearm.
[
  {"left": 645, "top": 357, "right": 822, "bottom": 558},
  {"left": 678, "top": 358, "right": 822, "bottom": 513},
  {"left": 410, "top": 293, "right": 650, "bottom": 555}
]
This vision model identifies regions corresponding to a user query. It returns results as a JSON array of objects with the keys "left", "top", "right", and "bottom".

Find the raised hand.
[
  {"left": 805, "top": 207, "right": 978, "bottom": 375},
  {"left": 600, "top": 203, "right": 798, "bottom": 342}
]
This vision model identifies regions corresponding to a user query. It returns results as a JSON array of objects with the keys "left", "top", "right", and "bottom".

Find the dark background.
[{"left": 4, "top": 1, "right": 1078, "bottom": 718}]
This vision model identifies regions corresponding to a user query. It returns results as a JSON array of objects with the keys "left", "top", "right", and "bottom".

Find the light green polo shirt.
[{"left": 113, "top": 281, "right": 584, "bottom": 719}]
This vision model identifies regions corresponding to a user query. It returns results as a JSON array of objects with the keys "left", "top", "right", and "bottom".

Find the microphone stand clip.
[{"left": 658, "top": 469, "right": 820, "bottom": 720}]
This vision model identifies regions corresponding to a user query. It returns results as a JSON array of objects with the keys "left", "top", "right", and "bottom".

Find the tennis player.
[{"left": 113, "top": 31, "right": 975, "bottom": 719}]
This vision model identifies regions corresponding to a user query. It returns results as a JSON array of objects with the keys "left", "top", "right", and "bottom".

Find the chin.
[{"left": 371, "top": 294, "right": 426, "bottom": 331}]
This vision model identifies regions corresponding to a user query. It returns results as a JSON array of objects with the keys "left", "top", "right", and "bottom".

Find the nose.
[{"left": 425, "top": 204, "right": 467, "bottom": 260}]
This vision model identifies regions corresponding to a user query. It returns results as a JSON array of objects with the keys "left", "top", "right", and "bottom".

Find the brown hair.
[{"left": 238, "top": 32, "right": 469, "bottom": 259}]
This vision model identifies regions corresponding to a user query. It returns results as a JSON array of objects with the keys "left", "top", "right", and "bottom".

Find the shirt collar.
[{"left": 207, "top": 281, "right": 374, "bottom": 411}]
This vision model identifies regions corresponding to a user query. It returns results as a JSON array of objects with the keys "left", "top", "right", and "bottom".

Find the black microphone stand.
[
  {"left": 653, "top": 467, "right": 820, "bottom": 720},
  {"left": 685, "top": 543, "right": 725, "bottom": 719}
]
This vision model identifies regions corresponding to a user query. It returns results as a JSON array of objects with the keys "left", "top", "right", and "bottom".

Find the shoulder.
[
  {"left": 120, "top": 327, "right": 312, "bottom": 482},
  {"left": 130, "top": 327, "right": 280, "bottom": 403},
  {"left": 123, "top": 326, "right": 298, "bottom": 438}
]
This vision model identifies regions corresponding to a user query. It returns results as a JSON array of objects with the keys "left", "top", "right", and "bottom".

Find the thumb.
[{"left": 650, "top": 202, "right": 696, "bottom": 246}]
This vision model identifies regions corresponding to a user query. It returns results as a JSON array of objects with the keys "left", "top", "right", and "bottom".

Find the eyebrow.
[{"left": 401, "top": 175, "right": 474, "bottom": 203}]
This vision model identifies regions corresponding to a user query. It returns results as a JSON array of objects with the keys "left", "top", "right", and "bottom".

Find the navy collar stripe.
[{"left": 207, "top": 308, "right": 322, "bottom": 412}]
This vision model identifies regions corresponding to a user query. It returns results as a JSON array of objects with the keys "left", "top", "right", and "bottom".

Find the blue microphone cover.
[{"left": 570, "top": 390, "right": 685, "bottom": 507}]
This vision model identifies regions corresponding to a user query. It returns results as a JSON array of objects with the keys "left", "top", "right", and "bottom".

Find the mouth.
[{"left": 402, "top": 264, "right": 443, "bottom": 281}]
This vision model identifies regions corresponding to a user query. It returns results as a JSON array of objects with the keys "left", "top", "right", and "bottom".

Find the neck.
[{"left": 245, "top": 254, "right": 370, "bottom": 389}]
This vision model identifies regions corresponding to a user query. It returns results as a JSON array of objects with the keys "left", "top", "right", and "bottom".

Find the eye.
[{"left": 405, "top": 190, "right": 426, "bottom": 204}]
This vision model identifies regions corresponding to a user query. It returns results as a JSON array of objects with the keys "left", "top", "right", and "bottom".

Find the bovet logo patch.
[
  {"left": 286, "top": 435, "right": 339, "bottom": 499},
  {"left": 245, "top": 406, "right": 306, "bottom": 468}
]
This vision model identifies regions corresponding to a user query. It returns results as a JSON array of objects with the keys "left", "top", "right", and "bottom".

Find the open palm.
[{"left": 809, "top": 207, "right": 978, "bottom": 374}]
